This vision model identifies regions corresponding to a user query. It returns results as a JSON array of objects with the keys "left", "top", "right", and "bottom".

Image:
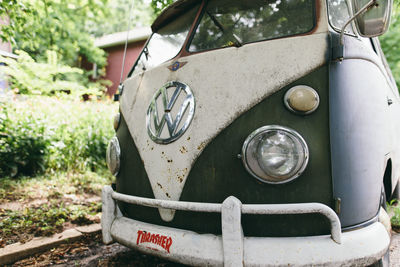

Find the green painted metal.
[{"left": 116, "top": 65, "right": 333, "bottom": 237}]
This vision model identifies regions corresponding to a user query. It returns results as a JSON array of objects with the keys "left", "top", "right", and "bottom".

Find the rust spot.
[
  {"left": 177, "top": 176, "right": 183, "bottom": 183},
  {"left": 151, "top": 147, "right": 154, "bottom": 150},
  {"left": 179, "top": 146, "right": 188, "bottom": 154},
  {"left": 162, "top": 151, "right": 165, "bottom": 155},
  {"left": 167, "top": 159, "right": 173, "bottom": 163},
  {"left": 166, "top": 193, "right": 171, "bottom": 198},
  {"left": 187, "top": 137, "right": 191, "bottom": 141},
  {"left": 157, "top": 183, "right": 163, "bottom": 189},
  {"left": 197, "top": 141, "right": 206, "bottom": 150}
]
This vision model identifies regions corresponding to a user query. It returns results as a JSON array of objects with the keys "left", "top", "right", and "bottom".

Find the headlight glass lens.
[
  {"left": 106, "top": 136, "right": 121, "bottom": 176},
  {"left": 242, "top": 126, "right": 308, "bottom": 184}
]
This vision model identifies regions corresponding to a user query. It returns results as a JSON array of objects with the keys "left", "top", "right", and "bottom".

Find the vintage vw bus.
[{"left": 102, "top": 0, "right": 400, "bottom": 266}]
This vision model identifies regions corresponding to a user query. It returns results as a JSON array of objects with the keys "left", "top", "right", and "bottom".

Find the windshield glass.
[
  {"left": 130, "top": 4, "right": 199, "bottom": 76},
  {"left": 327, "top": 0, "right": 353, "bottom": 33},
  {"left": 189, "top": 0, "right": 315, "bottom": 52}
]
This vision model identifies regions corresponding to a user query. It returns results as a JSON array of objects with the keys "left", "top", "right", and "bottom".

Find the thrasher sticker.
[{"left": 136, "top": 230, "right": 173, "bottom": 253}]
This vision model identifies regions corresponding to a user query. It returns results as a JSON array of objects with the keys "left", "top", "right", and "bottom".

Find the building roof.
[{"left": 94, "top": 27, "right": 152, "bottom": 48}]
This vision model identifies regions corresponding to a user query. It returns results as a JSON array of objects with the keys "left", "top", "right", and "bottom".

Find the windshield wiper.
[{"left": 206, "top": 11, "right": 243, "bottom": 47}]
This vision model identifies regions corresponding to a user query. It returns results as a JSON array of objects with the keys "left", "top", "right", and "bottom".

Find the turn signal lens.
[
  {"left": 106, "top": 136, "right": 121, "bottom": 176},
  {"left": 284, "top": 85, "right": 319, "bottom": 114},
  {"left": 113, "top": 113, "right": 121, "bottom": 131}
]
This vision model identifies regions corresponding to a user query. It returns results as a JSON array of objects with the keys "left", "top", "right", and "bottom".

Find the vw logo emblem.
[{"left": 146, "top": 81, "right": 195, "bottom": 144}]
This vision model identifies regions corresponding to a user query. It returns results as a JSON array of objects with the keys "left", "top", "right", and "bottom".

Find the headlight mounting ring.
[{"left": 241, "top": 125, "right": 309, "bottom": 184}]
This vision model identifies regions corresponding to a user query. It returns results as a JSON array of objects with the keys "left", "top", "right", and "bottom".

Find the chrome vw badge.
[{"left": 146, "top": 81, "right": 195, "bottom": 144}]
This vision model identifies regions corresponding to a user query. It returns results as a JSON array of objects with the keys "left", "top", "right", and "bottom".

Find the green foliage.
[
  {"left": 0, "top": 170, "right": 112, "bottom": 245},
  {"left": 89, "top": 0, "right": 155, "bottom": 37},
  {"left": 0, "top": 170, "right": 113, "bottom": 204},
  {"left": 0, "top": 97, "right": 117, "bottom": 178},
  {"left": 0, "top": 0, "right": 108, "bottom": 67},
  {"left": 388, "top": 199, "right": 400, "bottom": 231},
  {"left": 0, "top": 102, "right": 50, "bottom": 177},
  {"left": 0, "top": 200, "right": 101, "bottom": 243},
  {"left": 0, "top": 50, "right": 96, "bottom": 97},
  {"left": 380, "top": 0, "right": 400, "bottom": 88},
  {"left": 1, "top": 50, "right": 111, "bottom": 98},
  {"left": 151, "top": 0, "right": 174, "bottom": 15}
]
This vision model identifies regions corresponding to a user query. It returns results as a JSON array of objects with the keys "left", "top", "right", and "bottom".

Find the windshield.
[
  {"left": 189, "top": 0, "right": 315, "bottom": 52},
  {"left": 130, "top": 4, "right": 199, "bottom": 77},
  {"left": 327, "top": 0, "right": 354, "bottom": 34}
]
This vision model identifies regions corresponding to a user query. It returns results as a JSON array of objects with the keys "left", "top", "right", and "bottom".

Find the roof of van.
[{"left": 152, "top": 0, "right": 200, "bottom": 32}]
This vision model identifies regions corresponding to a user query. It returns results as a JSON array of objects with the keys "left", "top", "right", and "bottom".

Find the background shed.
[{"left": 95, "top": 27, "right": 151, "bottom": 96}]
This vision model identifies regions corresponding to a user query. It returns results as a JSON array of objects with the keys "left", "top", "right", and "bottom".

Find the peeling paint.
[
  {"left": 177, "top": 176, "right": 183, "bottom": 183},
  {"left": 197, "top": 141, "right": 206, "bottom": 151}
]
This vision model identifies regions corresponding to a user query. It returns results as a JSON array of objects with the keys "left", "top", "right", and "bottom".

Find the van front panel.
[{"left": 117, "top": 64, "right": 332, "bottom": 237}]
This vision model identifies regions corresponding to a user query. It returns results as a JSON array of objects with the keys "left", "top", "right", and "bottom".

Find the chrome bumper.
[{"left": 101, "top": 186, "right": 390, "bottom": 266}]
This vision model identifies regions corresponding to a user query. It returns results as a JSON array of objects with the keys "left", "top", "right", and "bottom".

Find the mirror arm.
[{"left": 340, "top": 0, "right": 377, "bottom": 46}]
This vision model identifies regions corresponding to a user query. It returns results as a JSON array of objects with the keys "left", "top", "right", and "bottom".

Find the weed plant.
[
  {"left": 0, "top": 96, "right": 117, "bottom": 178},
  {"left": 0, "top": 200, "right": 102, "bottom": 245},
  {"left": 388, "top": 199, "right": 400, "bottom": 231}
]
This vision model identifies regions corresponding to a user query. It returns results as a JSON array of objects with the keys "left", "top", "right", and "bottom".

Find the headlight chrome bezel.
[
  {"left": 241, "top": 125, "right": 309, "bottom": 184},
  {"left": 106, "top": 136, "right": 121, "bottom": 176}
]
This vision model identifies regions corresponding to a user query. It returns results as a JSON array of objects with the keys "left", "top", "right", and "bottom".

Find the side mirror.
[{"left": 352, "top": 0, "right": 393, "bottom": 37}]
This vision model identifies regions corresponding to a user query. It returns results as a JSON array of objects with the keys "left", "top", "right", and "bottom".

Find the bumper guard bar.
[{"left": 102, "top": 186, "right": 389, "bottom": 266}]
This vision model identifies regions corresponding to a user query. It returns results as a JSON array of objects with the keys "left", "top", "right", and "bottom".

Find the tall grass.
[{"left": 0, "top": 96, "right": 117, "bottom": 178}]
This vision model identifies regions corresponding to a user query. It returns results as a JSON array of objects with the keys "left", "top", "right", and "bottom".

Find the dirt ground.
[
  {"left": 8, "top": 232, "right": 186, "bottom": 267},
  {"left": 390, "top": 232, "right": 400, "bottom": 267},
  {"left": 6, "top": 231, "right": 400, "bottom": 267}
]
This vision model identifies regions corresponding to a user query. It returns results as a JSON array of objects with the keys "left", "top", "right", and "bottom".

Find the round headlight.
[
  {"left": 106, "top": 136, "right": 121, "bottom": 176},
  {"left": 242, "top": 126, "right": 308, "bottom": 184}
]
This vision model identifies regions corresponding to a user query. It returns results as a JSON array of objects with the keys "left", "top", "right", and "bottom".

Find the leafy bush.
[
  {"left": 0, "top": 50, "right": 111, "bottom": 98},
  {"left": 0, "top": 103, "right": 51, "bottom": 177},
  {"left": 0, "top": 96, "right": 117, "bottom": 178},
  {"left": 380, "top": 0, "right": 400, "bottom": 89}
]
